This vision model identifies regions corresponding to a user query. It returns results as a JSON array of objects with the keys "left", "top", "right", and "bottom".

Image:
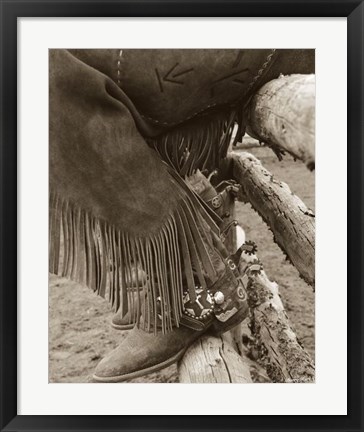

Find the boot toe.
[
  {"left": 93, "top": 325, "right": 200, "bottom": 382},
  {"left": 93, "top": 337, "right": 140, "bottom": 381},
  {"left": 93, "top": 347, "right": 130, "bottom": 381}
]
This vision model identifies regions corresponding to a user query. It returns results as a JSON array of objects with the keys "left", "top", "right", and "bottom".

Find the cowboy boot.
[{"left": 93, "top": 247, "right": 255, "bottom": 382}]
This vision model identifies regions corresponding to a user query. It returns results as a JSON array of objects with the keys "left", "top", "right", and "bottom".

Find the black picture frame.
[{"left": 1, "top": 1, "right": 362, "bottom": 431}]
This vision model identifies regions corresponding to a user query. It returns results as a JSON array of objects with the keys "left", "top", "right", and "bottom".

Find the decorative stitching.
[
  {"left": 117, "top": 49, "right": 122, "bottom": 85},
  {"left": 140, "top": 49, "right": 277, "bottom": 127},
  {"left": 245, "top": 48, "right": 276, "bottom": 93},
  {"left": 155, "top": 63, "right": 195, "bottom": 93}
]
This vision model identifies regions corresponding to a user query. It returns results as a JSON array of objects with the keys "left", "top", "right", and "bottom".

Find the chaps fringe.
[
  {"left": 48, "top": 106, "right": 250, "bottom": 333},
  {"left": 149, "top": 106, "right": 247, "bottom": 176},
  {"left": 49, "top": 185, "right": 219, "bottom": 333}
]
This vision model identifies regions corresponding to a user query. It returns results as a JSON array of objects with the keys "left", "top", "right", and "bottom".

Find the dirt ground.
[{"left": 49, "top": 144, "right": 315, "bottom": 383}]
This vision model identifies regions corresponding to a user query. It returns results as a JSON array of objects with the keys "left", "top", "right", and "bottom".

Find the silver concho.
[
  {"left": 214, "top": 291, "right": 225, "bottom": 305},
  {"left": 183, "top": 288, "right": 214, "bottom": 320}
]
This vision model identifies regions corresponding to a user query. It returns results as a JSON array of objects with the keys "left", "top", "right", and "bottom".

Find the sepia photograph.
[{"left": 49, "top": 48, "right": 315, "bottom": 383}]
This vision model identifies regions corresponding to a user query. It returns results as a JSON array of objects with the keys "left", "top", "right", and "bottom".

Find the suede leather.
[
  {"left": 68, "top": 49, "right": 314, "bottom": 129},
  {"left": 50, "top": 50, "right": 180, "bottom": 235},
  {"left": 50, "top": 49, "right": 231, "bottom": 324},
  {"left": 50, "top": 49, "right": 314, "bottom": 235}
]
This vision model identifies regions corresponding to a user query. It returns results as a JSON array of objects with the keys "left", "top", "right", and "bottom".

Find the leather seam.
[
  {"left": 137, "top": 48, "right": 277, "bottom": 127},
  {"left": 117, "top": 49, "right": 123, "bottom": 85}
]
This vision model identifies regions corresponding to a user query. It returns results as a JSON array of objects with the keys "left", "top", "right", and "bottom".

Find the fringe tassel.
[
  {"left": 49, "top": 188, "right": 218, "bottom": 333},
  {"left": 149, "top": 106, "right": 247, "bottom": 176}
]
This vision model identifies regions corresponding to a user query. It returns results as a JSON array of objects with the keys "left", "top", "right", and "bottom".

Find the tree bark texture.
[
  {"left": 231, "top": 151, "right": 315, "bottom": 287},
  {"left": 240, "top": 255, "right": 315, "bottom": 383}
]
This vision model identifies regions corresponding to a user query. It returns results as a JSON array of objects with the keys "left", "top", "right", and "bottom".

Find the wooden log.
[
  {"left": 247, "top": 74, "right": 315, "bottom": 170},
  {"left": 178, "top": 333, "right": 253, "bottom": 383},
  {"left": 240, "top": 255, "right": 315, "bottom": 383},
  {"left": 231, "top": 151, "right": 315, "bottom": 287}
]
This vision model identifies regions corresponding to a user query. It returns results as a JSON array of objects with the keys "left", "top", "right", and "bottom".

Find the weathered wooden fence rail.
[
  {"left": 244, "top": 260, "right": 315, "bottom": 383},
  {"left": 231, "top": 151, "right": 315, "bottom": 287},
  {"left": 247, "top": 74, "right": 315, "bottom": 170}
]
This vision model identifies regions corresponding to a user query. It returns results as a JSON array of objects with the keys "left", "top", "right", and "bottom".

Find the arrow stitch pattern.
[{"left": 155, "top": 63, "right": 194, "bottom": 92}]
